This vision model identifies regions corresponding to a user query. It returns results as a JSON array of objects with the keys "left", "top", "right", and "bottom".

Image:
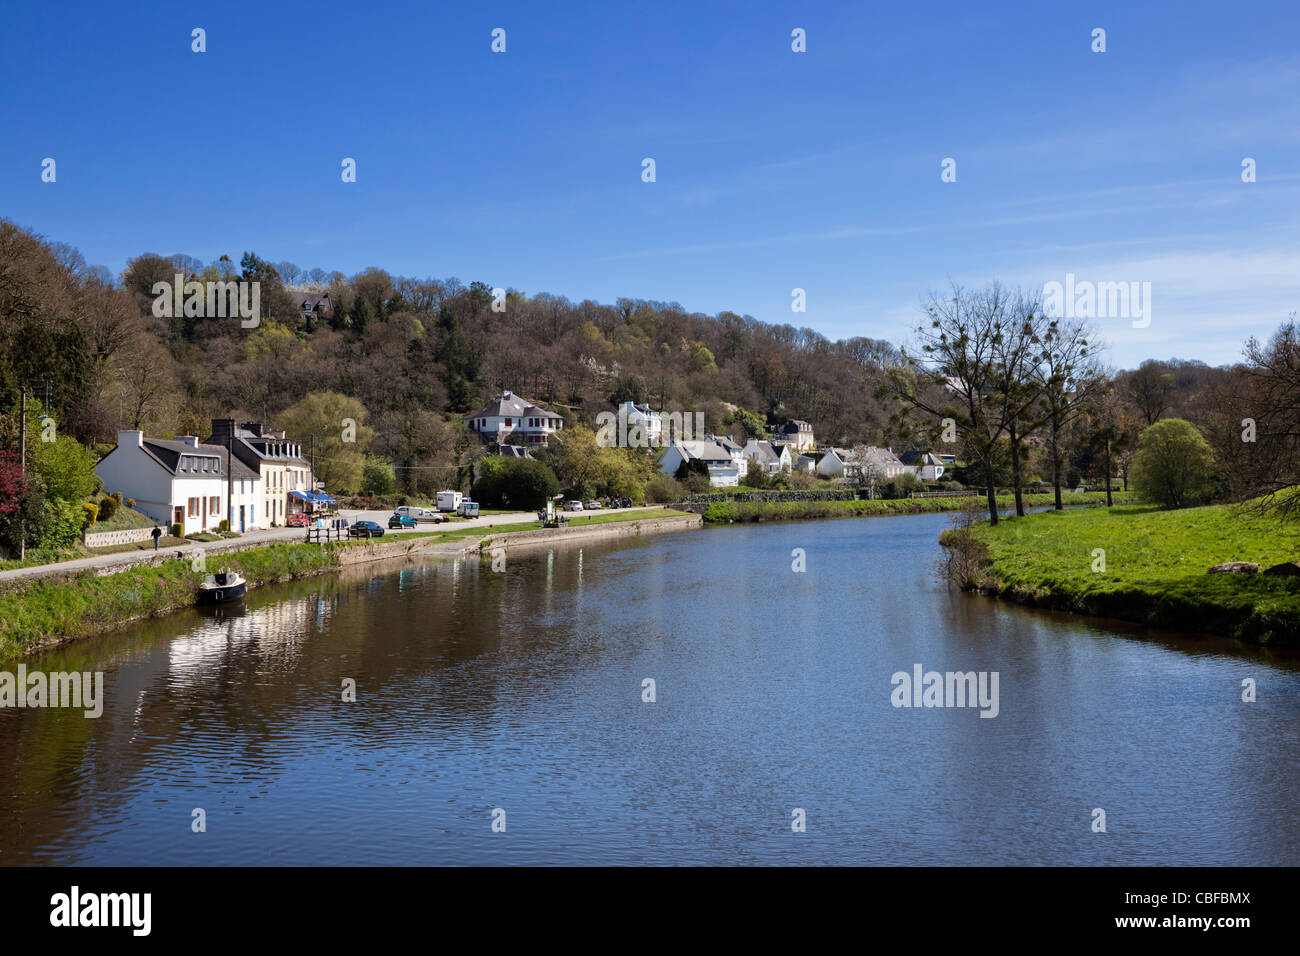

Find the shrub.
[
  {"left": 125, "top": 498, "right": 136, "bottom": 508},
  {"left": 361, "top": 457, "right": 397, "bottom": 496},
  {"left": 702, "top": 501, "right": 738, "bottom": 523},
  {"left": 97, "top": 495, "right": 118, "bottom": 522},
  {"left": 40, "top": 498, "right": 84, "bottom": 551},
  {"left": 472, "top": 457, "right": 560, "bottom": 509},
  {"left": 81, "top": 501, "right": 98, "bottom": 529},
  {"left": 218, "top": 519, "right": 229, "bottom": 532},
  {"left": 1130, "top": 418, "right": 1219, "bottom": 508},
  {"left": 171, "top": 522, "right": 183, "bottom": 538},
  {"left": 879, "top": 472, "right": 923, "bottom": 499},
  {"left": 645, "top": 472, "right": 684, "bottom": 504}
]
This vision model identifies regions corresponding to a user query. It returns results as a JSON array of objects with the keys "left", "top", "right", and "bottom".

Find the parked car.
[
  {"left": 349, "top": 520, "right": 386, "bottom": 538},
  {"left": 585, "top": 499, "right": 603, "bottom": 510},
  {"left": 395, "top": 505, "right": 445, "bottom": 523},
  {"left": 564, "top": 500, "right": 584, "bottom": 512},
  {"left": 388, "top": 513, "right": 418, "bottom": 529},
  {"left": 287, "top": 513, "right": 310, "bottom": 527}
]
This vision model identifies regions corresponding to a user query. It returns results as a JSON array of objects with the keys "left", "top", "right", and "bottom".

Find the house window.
[
  {"left": 188, "top": 498, "right": 199, "bottom": 517},
  {"left": 505, "top": 419, "right": 512, "bottom": 427},
  {"left": 210, "top": 496, "right": 220, "bottom": 514}
]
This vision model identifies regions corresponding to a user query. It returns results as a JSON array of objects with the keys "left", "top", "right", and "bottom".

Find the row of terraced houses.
[{"left": 94, "top": 419, "right": 327, "bottom": 536}]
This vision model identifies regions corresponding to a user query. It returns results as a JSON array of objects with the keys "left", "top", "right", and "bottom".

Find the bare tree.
[
  {"left": 847, "top": 444, "right": 887, "bottom": 498},
  {"left": 890, "top": 281, "right": 1023, "bottom": 525},
  {"left": 1032, "top": 317, "right": 1107, "bottom": 510}
]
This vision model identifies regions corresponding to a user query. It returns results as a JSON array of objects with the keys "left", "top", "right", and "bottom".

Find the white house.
[
  {"left": 659, "top": 439, "right": 743, "bottom": 487},
  {"left": 816, "top": 446, "right": 906, "bottom": 483},
  {"left": 743, "top": 439, "right": 792, "bottom": 475},
  {"left": 707, "top": 435, "right": 748, "bottom": 480},
  {"left": 777, "top": 419, "right": 815, "bottom": 452},
  {"left": 96, "top": 430, "right": 240, "bottom": 535},
  {"left": 618, "top": 401, "right": 663, "bottom": 445},
  {"left": 816, "top": 448, "right": 854, "bottom": 481},
  {"left": 468, "top": 390, "right": 564, "bottom": 447},
  {"left": 900, "top": 451, "right": 946, "bottom": 482}
]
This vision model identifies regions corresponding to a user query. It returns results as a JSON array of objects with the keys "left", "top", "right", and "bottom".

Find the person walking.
[{"left": 151, "top": 524, "right": 162, "bottom": 551}]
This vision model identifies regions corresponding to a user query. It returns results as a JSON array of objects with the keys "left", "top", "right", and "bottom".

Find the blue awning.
[
  {"left": 289, "top": 490, "right": 313, "bottom": 501},
  {"left": 312, "top": 492, "right": 336, "bottom": 504}
]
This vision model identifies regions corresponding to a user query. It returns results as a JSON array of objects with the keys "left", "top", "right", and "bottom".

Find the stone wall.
[
  {"left": 83, "top": 527, "right": 157, "bottom": 549},
  {"left": 477, "top": 514, "right": 701, "bottom": 554}
]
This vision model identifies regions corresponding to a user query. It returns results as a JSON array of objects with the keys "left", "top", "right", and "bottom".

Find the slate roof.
[
  {"left": 470, "top": 391, "right": 563, "bottom": 421},
  {"left": 289, "top": 290, "right": 334, "bottom": 317},
  {"left": 672, "top": 439, "right": 734, "bottom": 464},
  {"left": 140, "top": 438, "right": 228, "bottom": 477}
]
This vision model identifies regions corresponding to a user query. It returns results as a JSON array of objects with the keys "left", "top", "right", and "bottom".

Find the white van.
[
  {"left": 395, "top": 505, "right": 445, "bottom": 523},
  {"left": 436, "top": 491, "right": 463, "bottom": 513}
]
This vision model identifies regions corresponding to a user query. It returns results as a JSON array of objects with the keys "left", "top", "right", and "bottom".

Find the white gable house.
[
  {"left": 468, "top": 391, "right": 564, "bottom": 447},
  {"left": 96, "top": 430, "right": 238, "bottom": 535},
  {"left": 659, "top": 439, "right": 743, "bottom": 487},
  {"left": 743, "top": 439, "right": 793, "bottom": 475}
]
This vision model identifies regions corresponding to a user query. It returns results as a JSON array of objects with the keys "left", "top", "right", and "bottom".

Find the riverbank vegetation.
[
  {"left": 954, "top": 502, "right": 1300, "bottom": 645},
  {"left": 700, "top": 491, "right": 1129, "bottom": 524},
  {"left": 0, "top": 542, "right": 339, "bottom": 656}
]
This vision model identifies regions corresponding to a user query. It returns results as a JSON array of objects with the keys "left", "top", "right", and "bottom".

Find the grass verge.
[
  {"left": 0, "top": 542, "right": 339, "bottom": 657},
  {"left": 700, "top": 492, "right": 1132, "bottom": 523},
  {"left": 962, "top": 502, "right": 1300, "bottom": 645}
]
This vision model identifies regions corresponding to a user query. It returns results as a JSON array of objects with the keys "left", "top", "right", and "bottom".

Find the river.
[{"left": 2, "top": 512, "right": 1297, "bottom": 865}]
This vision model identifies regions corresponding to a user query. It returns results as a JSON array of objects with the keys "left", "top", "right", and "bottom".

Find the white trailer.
[{"left": 436, "top": 490, "right": 463, "bottom": 513}]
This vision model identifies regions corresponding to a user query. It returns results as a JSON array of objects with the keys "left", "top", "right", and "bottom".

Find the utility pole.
[
  {"left": 18, "top": 387, "right": 27, "bottom": 562},
  {"left": 227, "top": 419, "right": 234, "bottom": 534}
]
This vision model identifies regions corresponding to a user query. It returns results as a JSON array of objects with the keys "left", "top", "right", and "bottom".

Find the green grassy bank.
[
  {"left": 0, "top": 542, "right": 340, "bottom": 657},
  {"left": 700, "top": 491, "right": 1132, "bottom": 523},
  {"left": 961, "top": 502, "right": 1300, "bottom": 644},
  {"left": 0, "top": 508, "right": 692, "bottom": 656}
]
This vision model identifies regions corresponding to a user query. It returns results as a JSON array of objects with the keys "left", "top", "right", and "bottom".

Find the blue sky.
[{"left": 2, "top": 0, "right": 1299, "bottom": 368}]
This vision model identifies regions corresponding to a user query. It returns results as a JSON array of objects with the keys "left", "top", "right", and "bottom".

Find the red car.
[{"left": 287, "top": 513, "right": 310, "bottom": 527}]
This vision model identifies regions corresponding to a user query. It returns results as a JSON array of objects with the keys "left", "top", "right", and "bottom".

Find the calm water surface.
[{"left": 2, "top": 513, "right": 1298, "bottom": 865}]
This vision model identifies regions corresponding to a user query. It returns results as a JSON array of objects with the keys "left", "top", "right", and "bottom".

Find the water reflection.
[{"left": 1, "top": 515, "right": 1297, "bottom": 866}]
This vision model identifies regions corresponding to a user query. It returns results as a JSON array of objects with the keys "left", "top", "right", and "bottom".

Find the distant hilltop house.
[
  {"left": 289, "top": 290, "right": 334, "bottom": 325},
  {"left": 95, "top": 430, "right": 246, "bottom": 536},
  {"left": 778, "top": 419, "right": 815, "bottom": 452},
  {"left": 468, "top": 391, "right": 564, "bottom": 447},
  {"left": 816, "top": 446, "right": 906, "bottom": 483},
  {"left": 900, "top": 451, "right": 945, "bottom": 482},
  {"left": 743, "top": 439, "right": 793, "bottom": 475},
  {"left": 659, "top": 437, "right": 748, "bottom": 487}
]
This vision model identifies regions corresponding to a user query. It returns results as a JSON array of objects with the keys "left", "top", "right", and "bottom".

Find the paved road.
[{"left": 0, "top": 505, "right": 661, "bottom": 584}]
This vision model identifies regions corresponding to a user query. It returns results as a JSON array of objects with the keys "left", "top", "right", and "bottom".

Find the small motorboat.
[{"left": 197, "top": 569, "right": 247, "bottom": 605}]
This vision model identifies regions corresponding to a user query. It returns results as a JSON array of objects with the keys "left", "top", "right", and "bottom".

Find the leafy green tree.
[
  {"left": 30, "top": 432, "right": 101, "bottom": 503},
  {"left": 1129, "top": 418, "right": 1219, "bottom": 508},
  {"left": 361, "top": 457, "right": 396, "bottom": 496},
  {"left": 472, "top": 456, "right": 559, "bottom": 509},
  {"left": 276, "top": 391, "right": 373, "bottom": 493}
]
